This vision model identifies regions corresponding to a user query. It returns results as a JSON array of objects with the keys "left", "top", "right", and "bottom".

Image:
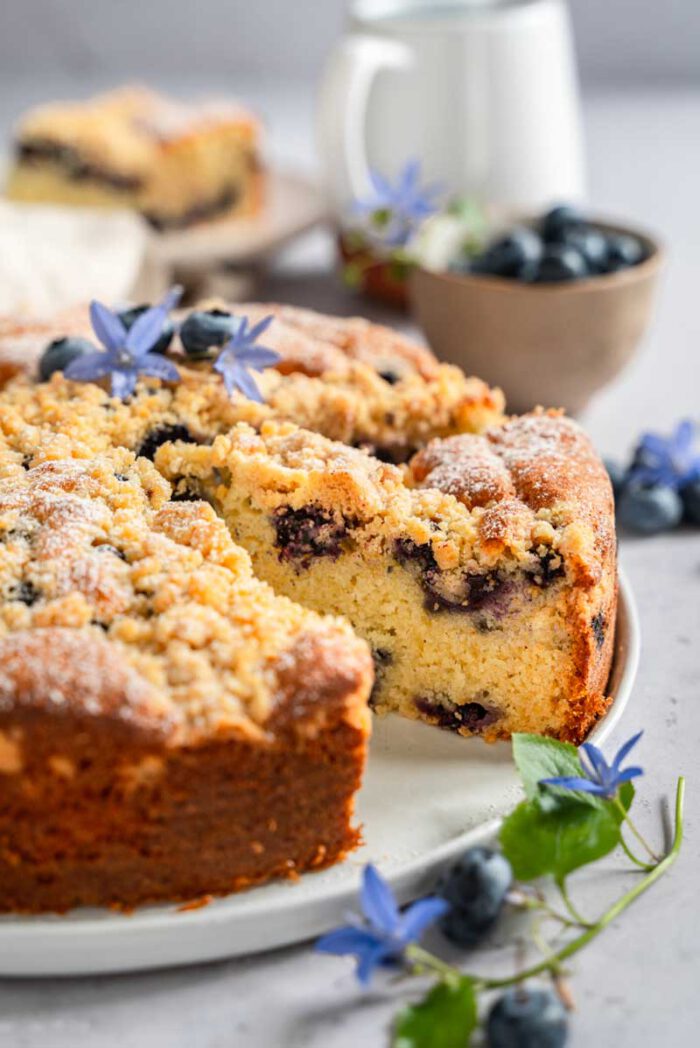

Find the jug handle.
[{"left": 317, "top": 34, "right": 412, "bottom": 212}]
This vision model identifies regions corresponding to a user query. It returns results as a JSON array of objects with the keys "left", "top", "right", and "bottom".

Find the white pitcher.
[{"left": 318, "top": 0, "right": 585, "bottom": 216}]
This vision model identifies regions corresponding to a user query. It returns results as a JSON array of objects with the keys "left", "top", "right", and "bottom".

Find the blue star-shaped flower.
[
  {"left": 628, "top": 420, "right": 700, "bottom": 491},
  {"left": 64, "top": 287, "right": 182, "bottom": 400},
  {"left": 212, "top": 314, "right": 280, "bottom": 402},
  {"left": 356, "top": 159, "right": 443, "bottom": 247},
  {"left": 315, "top": 864, "right": 448, "bottom": 985},
  {"left": 540, "top": 731, "right": 644, "bottom": 800}
]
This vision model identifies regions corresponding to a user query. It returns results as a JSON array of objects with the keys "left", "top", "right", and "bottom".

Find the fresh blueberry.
[
  {"left": 437, "top": 846, "right": 512, "bottom": 946},
  {"left": 604, "top": 233, "right": 645, "bottom": 272},
  {"left": 531, "top": 244, "right": 589, "bottom": 283},
  {"left": 617, "top": 484, "right": 683, "bottom": 534},
  {"left": 603, "top": 457, "right": 627, "bottom": 500},
  {"left": 471, "top": 227, "right": 543, "bottom": 279},
  {"left": 119, "top": 304, "right": 174, "bottom": 355},
  {"left": 562, "top": 226, "right": 608, "bottom": 273},
  {"left": 486, "top": 988, "right": 568, "bottom": 1048},
  {"left": 179, "top": 309, "right": 237, "bottom": 359},
  {"left": 680, "top": 479, "right": 700, "bottom": 525},
  {"left": 540, "top": 205, "right": 584, "bottom": 243},
  {"left": 38, "top": 336, "right": 94, "bottom": 381}
]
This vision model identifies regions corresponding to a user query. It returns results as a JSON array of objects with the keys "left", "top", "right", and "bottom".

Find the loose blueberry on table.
[
  {"left": 617, "top": 484, "right": 683, "bottom": 535},
  {"left": 606, "top": 419, "right": 700, "bottom": 535},
  {"left": 462, "top": 204, "right": 647, "bottom": 283},
  {"left": 314, "top": 732, "right": 685, "bottom": 1047},
  {"left": 486, "top": 988, "right": 568, "bottom": 1048},
  {"left": 437, "top": 846, "right": 512, "bottom": 946}
]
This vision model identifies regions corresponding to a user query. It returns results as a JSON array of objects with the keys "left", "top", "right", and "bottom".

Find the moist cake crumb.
[{"left": 0, "top": 300, "right": 616, "bottom": 913}]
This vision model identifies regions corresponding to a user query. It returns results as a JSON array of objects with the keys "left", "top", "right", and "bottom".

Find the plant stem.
[
  {"left": 481, "top": 776, "right": 685, "bottom": 990},
  {"left": 506, "top": 889, "right": 583, "bottom": 929},
  {"left": 614, "top": 797, "right": 660, "bottom": 863},
  {"left": 531, "top": 915, "right": 565, "bottom": 975},
  {"left": 405, "top": 944, "right": 461, "bottom": 983},
  {"left": 619, "top": 834, "right": 656, "bottom": 871},
  {"left": 557, "top": 880, "right": 594, "bottom": 929}
]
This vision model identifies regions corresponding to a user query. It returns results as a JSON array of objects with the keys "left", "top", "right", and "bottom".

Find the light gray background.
[{"left": 0, "top": 0, "right": 699, "bottom": 85}]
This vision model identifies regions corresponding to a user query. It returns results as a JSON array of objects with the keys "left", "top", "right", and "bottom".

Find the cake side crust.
[{"left": 0, "top": 452, "right": 372, "bottom": 912}]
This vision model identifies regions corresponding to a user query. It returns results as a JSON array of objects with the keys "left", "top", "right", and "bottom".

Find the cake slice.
[
  {"left": 5, "top": 86, "right": 262, "bottom": 230},
  {"left": 0, "top": 449, "right": 371, "bottom": 912},
  {"left": 156, "top": 411, "right": 616, "bottom": 744}
]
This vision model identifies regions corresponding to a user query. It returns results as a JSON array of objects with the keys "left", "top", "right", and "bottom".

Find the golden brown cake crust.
[
  {"left": 0, "top": 302, "right": 504, "bottom": 458},
  {"left": 409, "top": 409, "right": 616, "bottom": 587},
  {"left": 0, "top": 452, "right": 372, "bottom": 912},
  {"left": 0, "top": 298, "right": 617, "bottom": 912}
]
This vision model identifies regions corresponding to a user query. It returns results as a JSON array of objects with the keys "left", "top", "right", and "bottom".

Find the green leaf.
[
  {"left": 511, "top": 733, "right": 602, "bottom": 813},
  {"left": 617, "top": 781, "right": 635, "bottom": 816},
  {"left": 371, "top": 207, "right": 392, "bottom": 228},
  {"left": 393, "top": 977, "right": 477, "bottom": 1048},
  {"left": 500, "top": 798, "right": 621, "bottom": 882},
  {"left": 388, "top": 257, "right": 414, "bottom": 282},
  {"left": 342, "top": 262, "right": 364, "bottom": 289}
]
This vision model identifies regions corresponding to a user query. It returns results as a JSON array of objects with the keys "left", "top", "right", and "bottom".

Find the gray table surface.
[{"left": 0, "top": 81, "right": 699, "bottom": 1048}]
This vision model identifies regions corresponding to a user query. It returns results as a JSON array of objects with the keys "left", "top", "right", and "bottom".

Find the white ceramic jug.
[{"left": 318, "top": 0, "right": 585, "bottom": 216}]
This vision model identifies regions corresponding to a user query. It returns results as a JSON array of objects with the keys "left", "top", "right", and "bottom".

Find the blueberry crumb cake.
[
  {"left": 5, "top": 86, "right": 263, "bottom": 230},
  {"left": 0, "top": 451, "right": 371, "bottom": 912},
  {"left": 157, "top": 412, "right": 616, "bottom": 744},
  {"left": 0, "top": 298, "right": 616, "bottom": 911}
]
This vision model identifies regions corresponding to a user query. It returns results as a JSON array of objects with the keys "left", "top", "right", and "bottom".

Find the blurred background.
[
  {"left": 0, "top": 0, "right": 698, "bottom": 451},
  {"left": 1, "top": 0, "right": 699, "bottom": 85}
]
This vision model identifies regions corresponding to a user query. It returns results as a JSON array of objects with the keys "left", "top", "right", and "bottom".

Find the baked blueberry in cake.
[
  {"left": 5, "top": 86, "right": 263, "bottom": 230},
  {"left": 0, "top": 450, "right": 371, "bottom": 912},
  {"left": 156, "top": 412, "right": 616, "bottom": 744}
]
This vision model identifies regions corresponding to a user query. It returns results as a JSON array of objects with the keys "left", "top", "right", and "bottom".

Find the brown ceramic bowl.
[{"left": 410, "top": 221, "right": 664, "bottom": 415}]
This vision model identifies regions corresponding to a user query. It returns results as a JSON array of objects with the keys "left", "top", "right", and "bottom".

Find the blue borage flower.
[
  {"left": 315, "top": 864, "right": 448, "bottom": 985},
  {"left": 213, "top": 314, "right": 281, "bottom": 403},
  {"left": 356, "top": 159, "right": 443, "bottom": 248},
  {"left": 540, "top": 731, "right": 644, "bottom": 800},
  {"left": 628, "top": 419, "right": 700, "bottom": 491},
  {"left": 64, "top": 287, "right": 182, "bottom": 401}
]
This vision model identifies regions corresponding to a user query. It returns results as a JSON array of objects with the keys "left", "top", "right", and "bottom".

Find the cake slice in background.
[{"left": 5, "top": 86, "right": 263, "bottom": 230}]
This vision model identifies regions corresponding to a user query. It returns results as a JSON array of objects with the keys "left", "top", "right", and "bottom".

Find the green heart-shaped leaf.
[
  {"left": 393, "top": 977, "right": 477, "bottom": 1048},
  {"left": 500, "top": 797, "right": 622, "bottom": 882}
]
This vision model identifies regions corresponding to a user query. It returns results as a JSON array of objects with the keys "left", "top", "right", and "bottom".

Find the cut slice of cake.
[
  {"left": 5, "top": 86, "right": 263, "bottom": 230},
  {"left": 0, "top": 450, "right": 371, "bottom": 912},
  {"left": 156, "top": 411, "right": 616, "bottom": 744}
]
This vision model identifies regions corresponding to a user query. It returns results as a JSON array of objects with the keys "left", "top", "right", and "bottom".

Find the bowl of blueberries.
[{"left": 411, "top": 204, "right": 663, "bottom": 414}]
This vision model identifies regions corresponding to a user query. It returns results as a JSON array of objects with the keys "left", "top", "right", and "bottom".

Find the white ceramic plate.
[
  {"left": 0, "top": 571, "right": 639, "bottom": 977},
  {"left": 150, "top": 169, "right": 327, "bottom": 270}
]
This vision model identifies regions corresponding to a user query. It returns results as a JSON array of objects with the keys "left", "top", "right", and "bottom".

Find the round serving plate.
[
  {"left": 0, "top": 571, "right": 639, "bottom": 977},
  {"left": 151, "top": 169, "right": 328, "bottom": 270}
]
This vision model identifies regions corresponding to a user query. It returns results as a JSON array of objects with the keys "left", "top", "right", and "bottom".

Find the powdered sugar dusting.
[{"left": 410, "top": 433, "right": 515, "bottom": 509}]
